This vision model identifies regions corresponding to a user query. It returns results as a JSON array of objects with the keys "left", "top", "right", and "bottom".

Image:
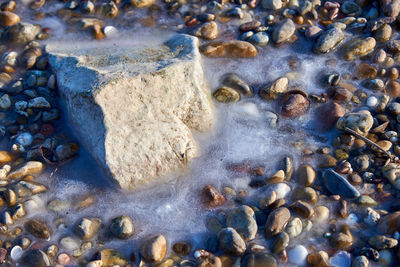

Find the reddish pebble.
[
  {"left": 0, "top": 248, "right": 7, "bottom": 264},
  {"left": 186, "top": 18, "right": 197, "bottom": 27},
  {"left": 40, "top": 123, "right": 54, "bottom": 137},
  {"left": 58, "top": 253, "right": 72, "bottom": 265}
]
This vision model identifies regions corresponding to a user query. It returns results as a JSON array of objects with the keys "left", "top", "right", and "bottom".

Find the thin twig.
[{"left": 344, "top": 127, "right": 392, "bottom": 159}]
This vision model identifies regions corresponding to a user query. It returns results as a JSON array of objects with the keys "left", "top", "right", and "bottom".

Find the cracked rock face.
[{"left": 47, "top": 34, "right": 214, "bottom": 190}]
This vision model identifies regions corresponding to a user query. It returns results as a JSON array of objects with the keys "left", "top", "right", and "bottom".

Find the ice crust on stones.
[{"left": 47, "top": 34, "right": 214, "bottom": 190}]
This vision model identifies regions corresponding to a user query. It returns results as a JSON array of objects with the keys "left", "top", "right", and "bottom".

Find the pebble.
[
  {"left": 271, "top": 232, "right": 289, "bottom": 253},
  {"left": 352, "top": 256, "right": 368, "bottom": 267},
  {"left": 0, "top": 94, "right": 10, "bottom": 109},
  {"left": 313, "top": 27, "right": 344, "bottom": 53},
  {"left": 368, "top": 235, "right": 398, "bottom": 249},
  {"left": 297, "top": 164, "right": 315, "bottom": 186},
  {"left": 264, "top": 207, "right": 291, "bottom": 236},
  {"left": 202, "top": 185, "right": 226, "bottom": 207},
  {"left": 218, "top": 227, "right": 246, "bottom": 255},
  {"left": 140, "top": 234, "right": 167, "bottom": 262},
  {"left": 226, "top": 205, "right": 257, "bottom": 241},
  {"left": 262, "top": 0, "right": 282, "bottom": 9},
  {"left": 241, "top": 253, "right": 277, "bottom": 267},
  {"left": 16, "top": 132, "right": 33, "bottom": 146},
  {"left": 290, "top": 200, "right": 314, "bottom": 219},
  {"left": 343, "top": 37, "right": 376, "bottom": 61},
  {"left": 286, "top": 217, "right": 302, "bottom": 237},
  {"left": 288, "top": 245, "right": 308, "bottom": 266},
  {"left": 336, "top": 110, "right": 373, "bottom": 136},
  {"left": 248, "top": 32, "right": 269, "bottom": 46},
  {"left": 110, "top": 215, "right": 134, "bottom": 239},
  {"left": 260, "top": 77, "right": 288, "bottom": 100},
  {"left": 313, "top": 206, "right": 329, "bottom": 222},
  {"left": 193, "top": 21, "right": 218, "bottom": 40},
  {"left": 272, "top": 19, "right": 295, "bottom": 44},
  {"left": 3, "top": 22, "right": 41, "bottom": 44},
  {"left": 73, "top": 217, "right": 101, "bottom": 240},
  {"left": 200, "top": 40, "right": 257, "bottom": 58},
  {"left": 24, "top": 219, "right": 51, "bottom": 239},
  {"left": 221, "top": 73, "right": 252, "bottom": 97},
  {"left": 330, "top": 251, "right": 351, "bottom": 267},
  {"left": 280, "top": 91, "right": 309, "bottom": 117},
  {"left": 322, "top": 169, "right": 360, "bottom": 199},
  {"left": 7, "top": 161, "right": 43, "bottom": 179}
]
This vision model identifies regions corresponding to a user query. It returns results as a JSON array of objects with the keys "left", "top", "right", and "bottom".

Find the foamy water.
[{"left": 5, "top": 2, "right": 389, "bottom": 266}]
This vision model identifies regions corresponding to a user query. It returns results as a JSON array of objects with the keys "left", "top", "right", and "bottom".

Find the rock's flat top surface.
[{"left": 47, "top": 34, "right": 214, "bottom": 190}]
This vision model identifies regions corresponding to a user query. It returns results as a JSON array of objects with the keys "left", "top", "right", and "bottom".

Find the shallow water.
[{"left": 4, "top": 1, "right": 393, "bottom": 266}]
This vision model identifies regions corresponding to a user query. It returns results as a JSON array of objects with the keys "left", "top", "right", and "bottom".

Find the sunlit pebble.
[
  {"left": 10, "top": 246, "right": 23, "bottom": 261},
  {"left": 366, "top": 96, "right": 378, "bottom": 107},
  {"left": 104, "top": 26, "right": 118, "bottom": 38}
]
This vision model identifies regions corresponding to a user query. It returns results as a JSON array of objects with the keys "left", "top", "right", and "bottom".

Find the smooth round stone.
[
  {"left": 271, "top": 232, "right": 289, "bottom": 253},
  {"left": 248, "top": 32, "right": 269, "bottom": 46},
  {"left": 60, "top": 236, "right": 80, "bottom": 251},
  {"left": 16, "top": 132, "right": 33, "bottom": 146},
  {"left": 218, "top": 227, "right": 246, "bottom": 255},
  {"left": 286, "top": 217, "right": 302, "bottom": 237},
  {"left": 366, "top": 96, "right": 378, "bottom": 107},
  {"left": 330, "top": 251, "right": 351, "bottom": 267},
  {"left": 110, "top": 215, "right": 134, "bottom": 239},
  {"left": 270, "top": 183, "right": 291, "bottom": 199},
  {"left": 364, "top": 207, "right": 380, "bottom": 225},
  {"left": 213, "top": 87, "right": 240, "bottom": 103},
  {"left": 104, "top": 26, "right": 118, "bottom": 38},
  {"left": 10, "top": 245, "right": 23, "bottom": 261},
  {"left": 288, "top": 245, "right": 308, "bottom": 266},
  {"left": 312, "top": 206, "right": 329, "bottom": 222}
]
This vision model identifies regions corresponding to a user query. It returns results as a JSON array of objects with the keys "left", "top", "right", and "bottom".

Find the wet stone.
[
  {"left": 260, "top": 77, "right": 288, "bottom": 100},
  {"left": 343, "top": 37, "right": 376, "bottom": 61},
  {"left": 271, "top": 232, "right": 289, "bottom": 253},
  {"left": 3, "top": 23, "right": 41, "bottom": 44},
  {"left": 73, "top": 217, "right": 101, "bottom": 240},
  {"left": 368, "top": 235, "right": 398, "bottom": 250},
  {"left": 140, "top": 234, "right": 167, "bottom": 263},
  {"left": 109, "top": 215, "right": 134, "bottom": 239},
  {"left": 264, "top": 207, "right": 291, "bottom": 237},
  {"left": 280, "top": 92, "right": 309, "bottom": 117},
  {"left": 297, "top": 164, "right": 315, "bottom": 186},
  {"left": 24, "top": 219, "right": 51, "bottom": 239},
  {"left": 221, "top": 73, "right": 252, "bottom": 97},
  {"left": 313, "top": 27, "right": 344, "bottom": 53},
  {"left": 226, "top": 205, "right": 257, "bottom": 241},
  {"left": 240, "top": 253, "right": 277, "bottom": 267},
  {"left": 93, "top": 249, "right": 127, "bottom": 266},
  {"left": 272, "top": 19, "right": 295, "bottom": 44},
  {"left": 322, "top": 169, "right": 360, "bottom": 199},
  {"left": 290, "top": 200, "right": 314, "bottom": 219},
  {"left": 352, "top": 256, "right": 369, "bottom": 267},
  {"left": 203, "top": 185, "right": 226, "bottom": 207},
  {"left": 173, "top": 242, "right": 191, "bottom": 256},
  {"left": 285, "top": 217, "right": 302, "bottom": 237},
  {"left": 20, "top": 249, "right": 50, "bottom": 267},
  {"left": 218, "top": 227, "right": 246, "bottom": 255},
  {"left": 200, "top": 41, "right": 257, "bottom": 58},
  {"left": 336, "top": 110, "right": 373, "bottom": 136},
  {"left": 192, "top": 22, "right": 218, "bottom": 40}
]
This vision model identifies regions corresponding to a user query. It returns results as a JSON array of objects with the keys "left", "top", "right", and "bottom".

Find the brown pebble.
[
  {"left": 202, "top": 185, "right": 226, "bottom": 208},
  {"left": 239, "top": 20, "right": 261, "bottom": 32},
  {"left": 290, "top": 200, "right": 314, "bottom": 219}
]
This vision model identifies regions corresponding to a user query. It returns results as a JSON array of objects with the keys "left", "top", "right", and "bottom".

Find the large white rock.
[{"left": 46, "top": 34, "right": 214, "bottom": 190}]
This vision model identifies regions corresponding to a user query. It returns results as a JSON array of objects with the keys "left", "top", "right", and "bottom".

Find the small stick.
[{"left": 344, "top": 127, "right": 392, "bottom": 159}]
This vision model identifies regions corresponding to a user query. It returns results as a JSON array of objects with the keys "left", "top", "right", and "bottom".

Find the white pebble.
[
  {"left": 16, "top": 132, "right": 33, "bottom": 146},
  {"left": 270, "top": 183, "right": 291, "bottom": 199},
  {"left": 366, "top": 96, "right": 378, "bottom": 107},
  {"left": 104, "top": 26, "right": 118, "bottom": 38},
  {"left": 288, "top": 245, "right": 308, "bottom": 266},
  {"left": 10, "top": 246, "right": 23, "bottom": 261}
]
